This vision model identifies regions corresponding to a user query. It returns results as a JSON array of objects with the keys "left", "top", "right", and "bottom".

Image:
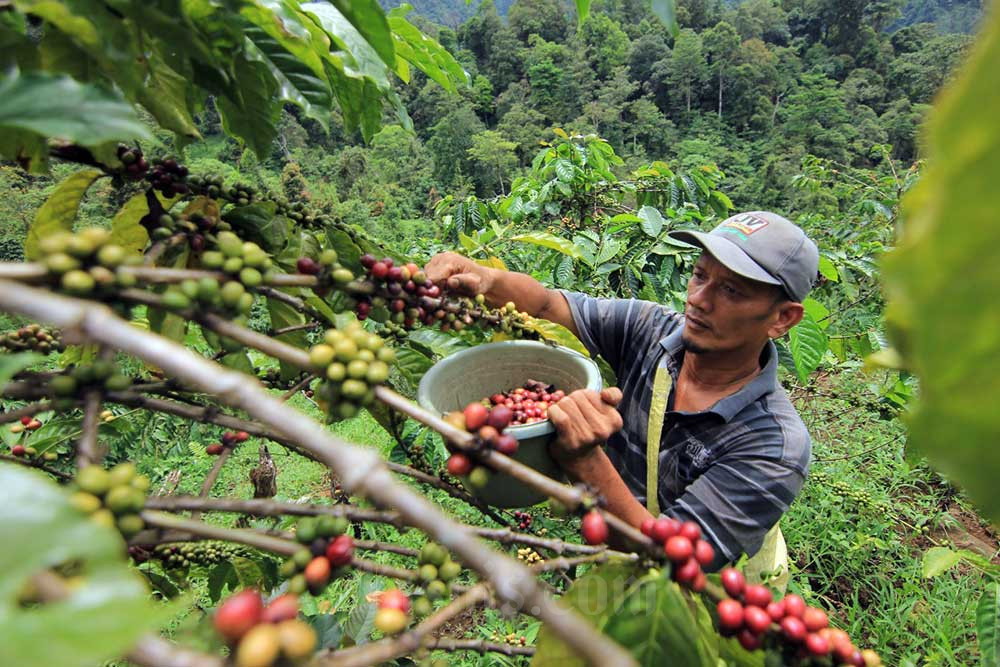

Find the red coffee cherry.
[
  {"left": 446, "top": 453, "right": 472, "bottom": 476},
  {"left": 206, "top": 443, "right": 224, "bottom": 455},
  {"left": 581, "top": 510, "right": 609, "bottom": 545},
  {"left": 674, "top": 557, "right": 701, "bottom": 584},
  {"left": 806, "top": 632, "right": 831, "bottom": 657},
  {"left": 743, "top": 605, "right": 771, "bottom": 635},
  {"left": 463, "top": 402, "right": 489, "bottom": 431},
  {"left": 716, "top": 599, "right": 744, "bottom": 631},
  {"left": 214, "top": 589, "right": 263, "bottom": 642},
  {"left": 720, "top": 568, "right": 745, "bottom": 598},
  {"left": 780, "top": 616, "right": 807, "bottom": 642},
  {"left": 766, "top": 600, "right": 786, "bottom": 621},
  {"left": 19, "top": 416, "right": 31, "bottom": 426},
  {"left": 743, "top": 584, "right": 773, "bottom": 608},
  {"left": 737, "top": 629, "right": 762, "bottom": 651},
  {"left": 664, "top": 535, "right": 694, "bottom": 562},
  {"left": 261, "top": 594, "right": 299, "bottom": 624},
  {"left": 234, "top": 431, "right": 250, "bottom": 442},
  {"left": 304, "top": 556, "right": 331, "bottom": 589},
  {"left": 679, "top": 521, "right": 702, "bottom": 541},
  {"left": 325, "top": 534, "right": 354, "bottom": 567},
  {"left": 803, "top": 606, "right": 829, "bottom": 631},
  {"left": 640, "top": 517, "right": 656, "bottom": 537},
  {"left": 694, "top": 539, "right": 714, "bottom": 566},
  {"left": 651, "top": 517, "right": 680, "bottom": 544},
  {"left": 493, "top": 434, "right": 518, "bottom": 456},
  {"left": 378, "top": 589, "right": 411, "bottom": 614},
  {"left": 782, "top": 593, "right": 806, "bottom": 618},
  {"left": 691, "top": 571, "right": 706, "bottom": 592},
  {"left": 487, "top": 405, "right": 512, "bottom": 430}
]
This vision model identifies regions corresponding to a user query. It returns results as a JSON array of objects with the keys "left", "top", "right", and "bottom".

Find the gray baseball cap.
[{"left": 668, "top": 211, "right": 819, "bottom": 302}]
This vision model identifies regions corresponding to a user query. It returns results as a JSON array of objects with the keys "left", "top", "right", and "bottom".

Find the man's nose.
[{"left": 688, "top": 281, "right": 713, "bottom": 312}]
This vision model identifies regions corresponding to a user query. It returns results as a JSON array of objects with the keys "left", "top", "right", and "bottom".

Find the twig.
[
  {"left": 280, "top": 374, "right": 314, "bottom": 401},
  {"left": 76, "top": 388, "right": 102, "bottom": 467},
  {"left": 0, "top": 453, "right": 73, "bottom": 480},
  {"left": 144, "top": 233, "right": 189, "bottom": 266},
  {"left": 423, "top": 637, "right": 535, "bottom": 656},
  {"left": 384, "top": 460, "right": 508, "bottom": 525},
  {"left": 271, "top": 321, "right": 322, "bottom": 336},
  {"left": 140, "top": 510, "right": 300, "bottom": 556},
  {"left": 189, "top": 447, "right": 234, "bottom": 523},
  {"left": 0, "top": 280, "right": 638, "bottom": 667},
  {"left": 0, "top": 401, "right": 52, "bottom": 424}
]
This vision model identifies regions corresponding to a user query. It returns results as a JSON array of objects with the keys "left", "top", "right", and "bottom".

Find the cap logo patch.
[{"left": 722, "top": 213, "right": 769, "bottom": 237}]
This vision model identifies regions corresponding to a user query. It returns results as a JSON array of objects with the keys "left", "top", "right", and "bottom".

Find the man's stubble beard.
[{"left": 681, "top": 331, "right": 712, "bottom": 355}]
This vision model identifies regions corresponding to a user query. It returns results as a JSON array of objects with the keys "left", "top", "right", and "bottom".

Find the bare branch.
[
  {"left": 76, "top": 388, "right": 102, "bottom": 467},
  {"left": 0, "top": 453, "right": 73, "bottom": 480},
  {"left": 0, "top": 281, "right": 637, "bottom": 667}
]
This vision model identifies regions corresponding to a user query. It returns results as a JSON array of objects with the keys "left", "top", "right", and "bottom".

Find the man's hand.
[
  {"left": 425, "top": 252, "right": 493, "bottom": 297},
  {"left": 547, "top": 388, "right": 624, "bottom": 462}
]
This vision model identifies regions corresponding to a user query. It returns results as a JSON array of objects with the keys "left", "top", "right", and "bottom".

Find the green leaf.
[
  {"left": 604, "top": 573, "right": 716, "bottom": 667},
  {"left": 880, "top": 9, "right": 1000, "bottom": 524},
  {"left": 512, "top": 232, "right": 582, "bottom": 259},
  {"left": 240, "top": 5, "right": 334, "bottom": 130},
  {"left": 0, "top": 70, "right": 152, "bottom": 148},
  {"left": 333, "top": 0, "right": 395, "bottom": 68},
  {"left": 394, "top": 346, "right": 433, "bottom": 385},
  {"left": 555, "top": 255, "right": 575, "bottom": 288},
  {"left": 0, "top": 352, "right": 43, "bottom": 386},
  {"left": 637, "top": 205, "right": 665, "bottom": 238},
  {"left": 521, "top": 317, "right": 590, "bottom": 358},
  {"left": 269, "top": 297, "right": 310, "bottom": 380},
  {"left": 802, "top": 298, "right": 830, "bottom": 330},
  {"left": 326, "top": 227, "right": 363, "bottom": 272},
  {"left": 207, "top": 562, "right": 233, "bottom": 603},
  {"left": 230, "top": 556, "right": 267, "bottom": 590},
  {"left": 386, "top": 12, "right": 465, "bottom": 93},
  {"left": 147, "top": 246, "right": 191, "bottom": 343},
  {"left": 0, "top": 464, "right": 172, "bottom": 667},
  {"left": 223, "top": 203, "right": 286, "bottom": 252},
  {"left": 134, "top": 47, "right": 201, "bottom": 141},
  {"left": 532, "top": 563, "right": 638, "bottom": 667},
  {"left": 787, "top": 312, "right": 827, "bottom": 384},
  {"left": 979, "top": 582, "right": 1000, "bottom": 667},
  {"left": 922, "top": 547, "right": 964, "bottom": 578},
  {"left": 574, "top": 0, "right": 590, "bottom": 25},
  {"left": 818, "top": 255, "right": 839, "bottom": 282},
  {"left": 216, "top": 55, "right": 282, "bottom": 158},
  {"left": 302, "top": 2, "right": 390, "bottom": 88},
  {"left": 24, "top": 170, "right": 102, "bottom": 260},
  {"left": 407, "top": 328, "right": 470, "bottom": 358},
  {"left": 110, "top": 193, "right": 153, "bottom": 255}
]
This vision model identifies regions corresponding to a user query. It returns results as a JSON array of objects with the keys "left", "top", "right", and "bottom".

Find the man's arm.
[{"left": 424, "top": 252, "right": 577, "bottom": 336}]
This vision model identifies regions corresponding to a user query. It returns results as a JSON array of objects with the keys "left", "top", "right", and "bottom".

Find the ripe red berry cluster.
[
  {"left": 205, "top": 430, "right": 250, "bottom": 455},
  {"left": 117, "top": 144, "right": 148, "bottom": 181},
  {"left": 512, "top": 510, "right": 533, "bottom": 531},
  {"left": 487, "top": 379, "right": 566, "bottom": 425},
  {"left": 280, "top": 516, "right": 354, "bottom": 596},
  {"left": 358, "top": 254, "right": 438, "bottom": 328},
  {"left": 640, "top": 517, "right": 714, "bottom": 591},
  {"left": 295, "top": 250, "right": 354, "bottom": 290},
  {"left": 213, "top": 590, "right": 316, "bottom": 667},
  {"left": 441, "top": 399, "right": 522, "bottom": 490},
  {"left": 9, "top": 415, "right": 43, "bottom": 438},
  {"left": 715, "top": 568, "right": 884, "bottom": 665},
  {"left": 146, "top": 156, "right": 190, "bottom": 197}
]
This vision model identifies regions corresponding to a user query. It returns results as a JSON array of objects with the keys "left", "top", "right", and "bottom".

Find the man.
[{"left": 425, "top": 211, "right": 817, "bottom": 570}]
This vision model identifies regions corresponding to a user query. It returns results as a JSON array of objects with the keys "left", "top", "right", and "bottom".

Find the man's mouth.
[{"left": 685, "top": 313, "right": 711, "bottom": 331}]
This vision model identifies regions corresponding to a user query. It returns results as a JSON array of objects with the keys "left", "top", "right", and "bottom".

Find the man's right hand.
[{"left": 425, "top": 252, "right": 493, "bottom": 297}]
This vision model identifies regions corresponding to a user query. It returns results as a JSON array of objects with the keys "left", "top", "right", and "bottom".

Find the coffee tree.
[{"left": 11, "top": 0, "right": 988, "bottom": 666}]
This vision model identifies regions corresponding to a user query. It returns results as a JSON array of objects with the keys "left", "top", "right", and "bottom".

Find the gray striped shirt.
[{"left": 561, "top": 291, "right": 810, "bottom": 569}]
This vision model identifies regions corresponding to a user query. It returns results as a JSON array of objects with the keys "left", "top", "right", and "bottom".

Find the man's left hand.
[{"left": 547, "top": 388, "right": 624, "bottom": 462}]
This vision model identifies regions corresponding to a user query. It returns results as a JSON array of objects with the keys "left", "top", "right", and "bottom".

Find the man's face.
[{"left": 681, "top": 253, "right": 789, "bottom": 355}]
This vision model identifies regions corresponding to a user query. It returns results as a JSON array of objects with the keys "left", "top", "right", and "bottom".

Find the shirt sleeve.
[
  {"left": 558, "top": 290, "right": 677, "bottom": 378},
  {"left": 664, "top": 438, "right": 807, "bottom": 572}
]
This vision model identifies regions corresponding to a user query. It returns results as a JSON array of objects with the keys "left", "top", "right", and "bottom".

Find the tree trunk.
[
  {"left": 686, "top": 87, "right": 691, "bottom": 113},
  {"left": 718, "top": 73, "right": 724, "bottom": 119}
]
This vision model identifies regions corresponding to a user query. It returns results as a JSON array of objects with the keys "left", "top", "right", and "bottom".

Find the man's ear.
[{"left": 768, "top": 302, "right": 804, "bottom": 339}]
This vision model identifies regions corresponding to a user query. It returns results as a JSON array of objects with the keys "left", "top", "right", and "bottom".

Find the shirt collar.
[{"left": 657, "top": 320, "right": 780, "bottom": 422}]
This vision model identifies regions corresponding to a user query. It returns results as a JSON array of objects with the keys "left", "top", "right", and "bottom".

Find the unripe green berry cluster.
[
  {"left": 200, "top": 231, "right": 274, "bottom": 287},
  {"left": 409, "top": 542, "right": 461, "bottom": 616},
  {"left": 40, "top": 228, "right": 141, "bottom": 295},
  {"left": 1, "top": 324, "right": 64, "bottom": 354},
  {"left": 280, "top": 515, "right": 354, "bottom": 596},
  {"left": 149, "top": 211, "right": 230, "bottom": 250},
  {"left": 48, "top": 360, "right": 133, "bottom": 406},
  {"left": 153, "top": 541, "right": 253, "bottom": 567},
  {"left": 308, "top": 322, "right": 395, "bottom": 422},
  {"left": 294, "top": 249, "right": 354, "bottom": 288},
  {"left": 70, "top": 463, "right": 149, "bottom": 538}
]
